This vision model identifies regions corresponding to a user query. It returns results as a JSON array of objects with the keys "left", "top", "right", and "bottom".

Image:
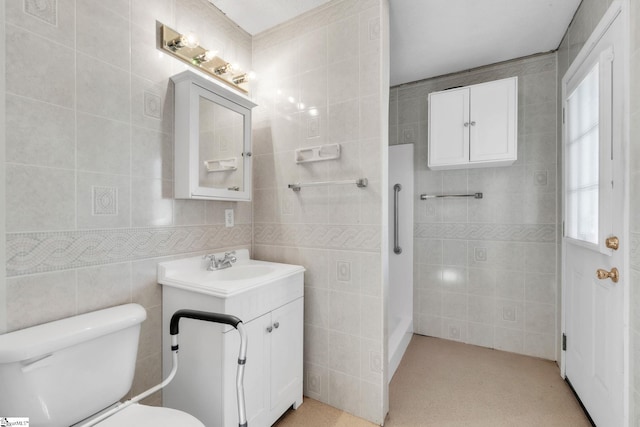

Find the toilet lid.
[{"left": 96, "top": 403, "right": 205, "bottom": 427}]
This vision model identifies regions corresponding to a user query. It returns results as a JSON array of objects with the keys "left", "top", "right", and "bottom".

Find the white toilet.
[{"left": 0, "top": 303, "right": 204, "bottom": 427}]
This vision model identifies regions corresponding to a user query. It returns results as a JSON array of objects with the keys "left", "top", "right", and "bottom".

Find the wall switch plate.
[{"left": 225, "top": 209, "right": 234, "bottom": 227}]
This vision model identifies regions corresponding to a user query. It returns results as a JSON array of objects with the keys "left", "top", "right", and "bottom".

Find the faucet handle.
[
  {"left": 225, "top": 251, "right": 237, "bottom": 263},
  {"left": 203, "top": 253, "right": 217, "bottom": 261}
]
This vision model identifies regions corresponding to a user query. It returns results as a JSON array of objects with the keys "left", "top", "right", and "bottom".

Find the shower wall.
[
  {"left": 390, "top": 53, "right": 559, "bottom": 360},
  {"left": 251, "top": 0, "right": 388, "bottom": 423},
  {"left": 2, "top": 0, "right": 252, "bottom": 405}
]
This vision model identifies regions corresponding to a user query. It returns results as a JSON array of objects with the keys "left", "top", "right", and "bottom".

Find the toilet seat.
[{"left": 95, "top": 403, "right": 205, "bottom": 427}]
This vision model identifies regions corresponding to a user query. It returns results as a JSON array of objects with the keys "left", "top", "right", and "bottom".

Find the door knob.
[
  {"left": 605, "top": 236, "right": 619, "bottom": 250},
  {"left": 596, "top": 267, "right": 619, "bottom": 283}
]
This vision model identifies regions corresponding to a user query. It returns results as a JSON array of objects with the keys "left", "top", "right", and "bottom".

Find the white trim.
[
  {"left": 0, "top": 0, "right": 6, "bottom": 334},
  {"left": 620, "top": 1, "right": 631, "bottom": 425}
]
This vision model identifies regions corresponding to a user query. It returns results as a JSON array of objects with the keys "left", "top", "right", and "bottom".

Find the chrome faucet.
[{"left": 203, "top": 251, "right": 237, "bottom": 271}]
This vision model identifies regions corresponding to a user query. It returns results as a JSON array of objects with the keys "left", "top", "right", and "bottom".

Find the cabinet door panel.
[
  {"left": 270, "top": 298, "right": 303, "bottom": 410},
  {"left": 469, "top": 78, "right": 517, "bottom": 162},
  {"left": 428, "top": 87, "right": 469, "bottom": 168},
  {"left": 224, "top": 312, "right": 271, "bottom": 427}
]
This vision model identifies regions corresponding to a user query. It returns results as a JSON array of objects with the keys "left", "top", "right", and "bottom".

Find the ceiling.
[{"left": 209, "top": 0, "right": 582, "bottom": 86}]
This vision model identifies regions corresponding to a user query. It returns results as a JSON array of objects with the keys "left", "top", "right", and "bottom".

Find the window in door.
[{"left": 565, "top": 64, "right": 600, "bottom": 245}]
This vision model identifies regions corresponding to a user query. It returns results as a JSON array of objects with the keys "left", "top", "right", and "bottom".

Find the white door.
[
  {"left": 562, "top": 5, "right": 626, "bottom": 427},
  {"left": 270, "top": 298, "right": 303, "bottom": 410},
  {"left": 428, "top": 87, "right": 469, "bottom": 168},
  {"left": 469, "top": 78, "right": 517, "bottom": 163}
]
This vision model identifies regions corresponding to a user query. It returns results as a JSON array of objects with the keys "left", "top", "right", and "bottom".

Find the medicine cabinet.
[
  {"left": 172, "top": 70, "right": 257, "bottom": 201},
  {"left": 428, "top": 76, "right": 517, "bottom": 170}
]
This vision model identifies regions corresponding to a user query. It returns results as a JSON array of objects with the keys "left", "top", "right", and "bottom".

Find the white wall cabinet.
[{"left": 428, "top": 76, "right": 518, "bottom": 170}]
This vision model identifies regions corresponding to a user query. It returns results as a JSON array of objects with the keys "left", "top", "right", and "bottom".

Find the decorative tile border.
[
  {"left": 254, "top": 224, "right": 381, "bottom": 252},
  {"left": 7, "top": 224, "right": 252, "bottom": 276},
  {"left": 415, "top": 223, "right": 556, "bottom": 243}
]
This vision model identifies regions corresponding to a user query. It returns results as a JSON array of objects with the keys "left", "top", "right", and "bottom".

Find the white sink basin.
[
  {"left": 157, "top": 249, "right": 304, "bottom": 298},
  {"left": 208, "top": 264, "right": 275, "bottom": 281}
]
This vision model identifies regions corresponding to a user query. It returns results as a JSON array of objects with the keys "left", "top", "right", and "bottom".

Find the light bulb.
[
  {"left": 203, "top": 50, "right": 218, "bottom": 62},
  {"left": 181, "top": 31, "right": 199, "bottom": 49}
]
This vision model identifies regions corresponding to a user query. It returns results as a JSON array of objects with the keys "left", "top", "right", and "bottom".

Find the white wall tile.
[
  {"left": 6, "top": 24, "right": 75, "bottom": 108},
  {"left": 7, "top": 164, "right": 75, "bottom": 232},
  {"left": 131, "top": 177, "right": 174, "bottom": 227},
  {"left": 304, "top": 324, "right": 329, "bottom": 366},
  {"left": 76, "top": 53, "right": 130, "bottom": 122},
  {"left": 77, "top": 113, "right": 131, "bottom": 175},
  {"left": 131, "top": 127, "right": 173, "bottom": 180},
  {"left": 328, "top": 330, "right": 361, "bottom": 375},
  {"left": 76, "top": 0, "right": 130, "bottom": 70},
  {"left": 6, "top": 94, "right": 75, "bottom": 169},
  {"left": 77, "top": 172, "right": 131, "bottom": 229},
  {"left": 76, "top": 262, "right": 132, "bottom": 313},
  {"left": 305, "top": 286, "right": 329, "bottom": 328},
  {"left": 6, "top": 270, "right": 77, "bottom": 331},
  {"left": 6, "top": 0, "right": 76, "bottom": 48}
]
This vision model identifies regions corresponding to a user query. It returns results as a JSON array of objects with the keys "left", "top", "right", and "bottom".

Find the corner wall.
[
  {"left": 390, "top": 53, "right": 559, "bottom": 360},
  {"left": 251, "top": 0, "right": 388, "bottom": 423}
]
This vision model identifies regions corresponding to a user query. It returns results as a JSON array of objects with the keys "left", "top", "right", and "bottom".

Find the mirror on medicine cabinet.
[{"left": 172, "top": 70, "right": 257, "bottom": 201}]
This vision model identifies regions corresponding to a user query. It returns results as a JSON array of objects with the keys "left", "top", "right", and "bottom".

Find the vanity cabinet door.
[
  {"left": 224, "top": 312, "right": 271, "bottom": 427},
  {"left": 223, "top": 297, "right": 303, "bottom": 427},
  {"left": 269, "top": 297, "right": 303, "bottom": 411}
]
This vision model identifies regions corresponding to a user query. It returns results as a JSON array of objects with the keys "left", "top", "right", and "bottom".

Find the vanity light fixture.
[
  {"left": 232, "top": 71, "right": 257, "bottom": 85},
  {"left": 193, "top": 50, "right": 218, "bottom": 64},
  {"left": 159, "top": 23, "right": 250, "bottom": 93},
  {"left": 167, "top": 31, "right": 199, "bottom": 50}
]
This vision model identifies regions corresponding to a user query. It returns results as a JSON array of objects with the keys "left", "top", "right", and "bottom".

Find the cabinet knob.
[
  {"left": 464, "top": 122, "right": 469, "bottom": 127},
  {"left": 266, "top": 326, "right": 273, "bottom": 333},
  {"left": 273, "top": 321, "right": 280, "bottom": 329},
  {"left": 470, "top": 121, "right": 476, "bottom": 126}
]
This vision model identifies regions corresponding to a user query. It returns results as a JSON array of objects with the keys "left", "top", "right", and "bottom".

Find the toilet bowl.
[
  {"left": 0, "top": 304, "right": 204, "bottom": 427},
  {"left": 81, "top": 403, "right": 204, "bottom": 427}
]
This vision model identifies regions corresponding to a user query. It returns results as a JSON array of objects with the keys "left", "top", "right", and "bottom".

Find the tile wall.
[
  {"left": 251, "top": 0, "right": 388, "bottom": 423},
  {"left": 390, "top": 53, "right": 559, "bottom": 360},
  {"left": 2, "top": 0, "right": 253, "bottom": 405}
]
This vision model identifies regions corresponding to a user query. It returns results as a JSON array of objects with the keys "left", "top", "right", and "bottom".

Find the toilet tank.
[{"left": 0, "top": 304, "right": 147, "bottom": 427}]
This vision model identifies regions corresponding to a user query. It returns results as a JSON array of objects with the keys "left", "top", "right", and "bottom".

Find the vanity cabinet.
[
  {"left": 159, "top": 253, "right": 304, "bottom": 427},
  {"left": 428, "top": 76, "right": 517, "bottom": 170}
]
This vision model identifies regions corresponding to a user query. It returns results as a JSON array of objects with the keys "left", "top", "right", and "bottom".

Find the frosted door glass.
[{"left": 565, "top": 65, "right": 599, "bottom": 244}]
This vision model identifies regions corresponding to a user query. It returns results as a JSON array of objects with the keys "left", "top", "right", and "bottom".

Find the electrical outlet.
[{"left": 225, "top": 209, "right": 234, "bottom": 227}]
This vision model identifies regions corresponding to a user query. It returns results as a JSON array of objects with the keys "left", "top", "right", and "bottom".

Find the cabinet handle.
[
  {"left": 266, "top": 325, "right": 273, "bottom": 333},
  {"left": 273, "top": 321, "right": 280, "bottom": 329}
]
